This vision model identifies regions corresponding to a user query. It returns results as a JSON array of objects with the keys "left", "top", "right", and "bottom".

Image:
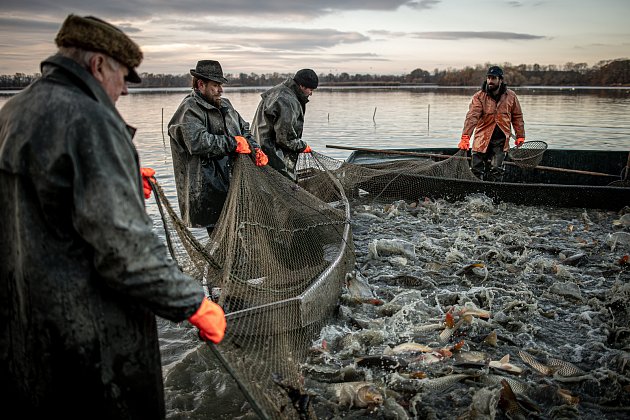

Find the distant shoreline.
[{"left": 2, "top": 84, "right": 629, "bottom": 96}]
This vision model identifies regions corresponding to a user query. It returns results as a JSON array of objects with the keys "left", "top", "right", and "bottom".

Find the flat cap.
[{"left": 55, "top": 14, "right": 143, "bottom": 83}]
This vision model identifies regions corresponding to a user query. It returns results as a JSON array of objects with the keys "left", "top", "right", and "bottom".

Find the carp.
[{"left": 334, "top": 381, "right": 384, "bottom": 408}]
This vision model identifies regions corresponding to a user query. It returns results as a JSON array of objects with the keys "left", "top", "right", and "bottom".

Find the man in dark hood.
[
  {"left": 251, "top": 68, "right": 318, "bottom": 182},
  {"left": 458, "top": 66, "right": 526, "bottom": 181},
  {"left": 0, "top": 14, "right": 226, "bottom": 418}
]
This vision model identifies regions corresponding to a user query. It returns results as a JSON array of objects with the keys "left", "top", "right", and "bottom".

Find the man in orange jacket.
[{"left": 458, "top": 66, "right": 525, "bottom": 181}]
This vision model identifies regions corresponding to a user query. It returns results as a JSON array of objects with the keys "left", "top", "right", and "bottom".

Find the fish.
[
  {"left": 438, "top": 318, "right": 466, "bottom": 344},
  {"left": 482, "top": 375, "right": 529, "bottom": 395},
  {"left": 418, "top": 373, "right": 472, "bottom": 392},
  {"left": 412, "top": 351, "right": 444, "bottom": 365},
  {"left": 344, "top": 270, "right": 382, "bottom": 305},
  {"left": 546, "top": 358, "right": 585, "bottom": 377},
  {"left": 498, "top": 379, "right": 523, "bottom": 418},
  {"left": 557, "top": 388, "right": 580, "bottom": 405},
  {"left": 334, "top": 381, "right": 384, "bottom": 408},
  {"left": 484, "top": 330, "right": 498, "bottom": 346},
  {"left": 388, "top": 342, "right": 434, "bottom": 355},
  {"left": 518, "top": 350, "right": 553, "bottom": 376},
  {"left": 459, "top": 305, "right": 491, "bottom": 319},
  {"left": 489, "top": 354, "right": 523, "bottom": 374},
  {"left": 498, "top": 379, "right": 540, "bottom": 419},
  {"left": 455, "top": 262, "right": 488, "bottom": 279},
  {"left": 455, "top": 350, "right": 488, "bottom": 364}
]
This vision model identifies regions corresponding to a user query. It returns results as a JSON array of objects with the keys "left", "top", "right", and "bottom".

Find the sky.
[{"left": 0, "top": 0, "right": 628, "bottom": 77}]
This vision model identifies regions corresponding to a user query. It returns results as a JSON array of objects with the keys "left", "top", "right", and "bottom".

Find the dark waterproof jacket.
[
  {"left": 462, "top": 82, "right": 525, "bottom": 153},
  {"left": 251, "top": 78, "right": 309, "bottom": 181},
  {"left": 168, "top": 91, "right": 256, "bottom": 228},
  {"left": 0, "top": 54, "right": 204, "bottom": 419}
]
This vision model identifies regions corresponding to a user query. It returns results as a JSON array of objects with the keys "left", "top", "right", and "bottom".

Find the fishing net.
[
  {"left": 151, "top": 146, "right": 559, "bottom": 418},
  {"left": 314, "top": 148, "right": 481, "bottom": 203},
  {"left": 152, "top": 151, "right": 354, "bottom": 419},
  {"left": 507, "top": 140, "right": 548, "bottom": 167}
]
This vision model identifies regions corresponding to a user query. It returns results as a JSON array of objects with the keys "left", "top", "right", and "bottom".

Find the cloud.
[
  {"left": 0, "top": 0, "right": 421, "bottom": 19},
  {"left": 168, "top": 24, "right": 369, "bottom": 50},
  {"left": 410, "top": 31, "right": 545, "bottom": 40},
  {"left": 406, "top": 0, "right": 442, "bottom": 10}
]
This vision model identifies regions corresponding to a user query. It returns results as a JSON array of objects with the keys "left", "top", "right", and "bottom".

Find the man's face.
[
  {"left": 486, "top": 75, "right": 501, "bottom": 91},
  {"left": 299, "top": 85, "right": 314, "bottom": 98},
  {"left": 199, "top": 79, "right": 223, "bottom": 107},
  {"left": 91, "top": 54, "right": 129, "bottom": 102}
]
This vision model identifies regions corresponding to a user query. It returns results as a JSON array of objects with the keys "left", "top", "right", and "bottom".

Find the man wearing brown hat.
[
  {"left": 0, "top": 14, "right": 226, "bottom": 418},
  {"left": 168, "top": 59, "right": 268, "bottom": 234},
  {"left": 458, "top": 65, "right": 526, "bottom": 181},
  {"left": 251, "top": 68, "right": 318, "bottom": 182}
]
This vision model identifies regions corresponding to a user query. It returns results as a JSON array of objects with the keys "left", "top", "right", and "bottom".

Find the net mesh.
[
  {"left": 152, "top": 149, "right": 487, "bottom": 418},
  {"left": 153, "top": 151, "right": 354, "bottom": 419}
]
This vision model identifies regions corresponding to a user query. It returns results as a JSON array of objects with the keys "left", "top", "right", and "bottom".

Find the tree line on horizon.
[{"left": 1, "top": 59, "right": 628, "bottom": 89}]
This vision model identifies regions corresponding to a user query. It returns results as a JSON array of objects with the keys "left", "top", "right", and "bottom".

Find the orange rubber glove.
[
  {"left": 458, "top": 135, "right": 470, "bottom": 150},
  {"left": 140, "top": 167, "right": 156, "bottom": 199},
  {"left": 255, "top": 148, "right": 269, "bottom": 166},
  {"left": 188, "top": 297, "right": 226, "bottom": 344},
  {"left": 515, "top": 137, "right": 525, "bottom": 147},
  {"left": 303, "top": 144, "right": 312, "bottom": 153},
  {"left": 234, "top": 136, "right": 251, "bottom": 154}
]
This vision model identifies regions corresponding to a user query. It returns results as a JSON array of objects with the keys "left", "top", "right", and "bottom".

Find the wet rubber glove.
[
  {"left": 140, "top": 167, "right": 156, "bottom": 199},
  {"left": 234, "top": 136, "right": 251, "bottom": 154},
  {"left": 458, "top": 135, "right": 470, "bottom": 150},
  {"left": 303, "top": 145, "right": 312, "bottom": 153},
  {"left": 515, "top": 137, "right": 525, "bottom": 147},
  {"left": 188, "top": 297, "right": 227, "bottom": 344},
  {"left": 255, "top": 148, "right": 269, "bottom": 166}
]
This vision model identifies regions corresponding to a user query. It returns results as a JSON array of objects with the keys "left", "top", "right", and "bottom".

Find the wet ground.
[{"left": 303, "top": 194, "right": 630, "bottom": 419}]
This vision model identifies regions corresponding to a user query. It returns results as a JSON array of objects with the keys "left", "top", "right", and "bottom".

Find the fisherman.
[
  {"left": 458, "top": 66, "right": 525, "bottom": 181},
  {"left": 0, "top": 14, "right": 226, "bottom": 418},
  {"left": 251, "top": 68, "right": 318, "bottom": 182},
  {"left": 169, "top": 60, "right": 268, "bottom": 236}
]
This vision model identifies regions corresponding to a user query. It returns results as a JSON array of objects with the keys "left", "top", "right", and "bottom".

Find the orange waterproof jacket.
[{"left": 462, "top": 86, "right": 525, "bottom": 153}]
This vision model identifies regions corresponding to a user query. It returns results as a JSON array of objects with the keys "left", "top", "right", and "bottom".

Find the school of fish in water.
[{"left": 302, "top": 194, "right": 630, "bottom": 419}]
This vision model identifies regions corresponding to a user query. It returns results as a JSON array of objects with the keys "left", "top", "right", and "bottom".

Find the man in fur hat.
[
  {"left": 0, "top": 14, "right": 226, "bottom": 418},
  {"left": 251, "top": 69, "right": 318, "bottom": 182}
]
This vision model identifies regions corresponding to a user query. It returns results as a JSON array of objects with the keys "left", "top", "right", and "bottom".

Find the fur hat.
[
  {"left": 190, "top": 60, "right": 228, "bottom": 84},
  {"left": 55, "top": 14, "right": 143, "bottom": 83},
  {"left": 293, "top": 69, "right": 318, "bottom": 89}
]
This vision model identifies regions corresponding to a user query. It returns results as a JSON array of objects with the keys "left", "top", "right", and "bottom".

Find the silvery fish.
[{"left": 388, "top": 342, "right": 433, "bottom": 355}]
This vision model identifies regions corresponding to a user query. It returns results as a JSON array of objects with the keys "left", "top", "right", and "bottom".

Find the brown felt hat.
[
  {"left": 55, "top": 14, "right": 143, "bottom": 83},
  {"left": 190, "top": 60, "right": 228, "bottom": 84}
]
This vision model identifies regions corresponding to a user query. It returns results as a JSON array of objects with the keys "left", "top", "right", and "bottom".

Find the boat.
[{"left": 340, "top": 146, "right": 630, "bottom": 210}]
